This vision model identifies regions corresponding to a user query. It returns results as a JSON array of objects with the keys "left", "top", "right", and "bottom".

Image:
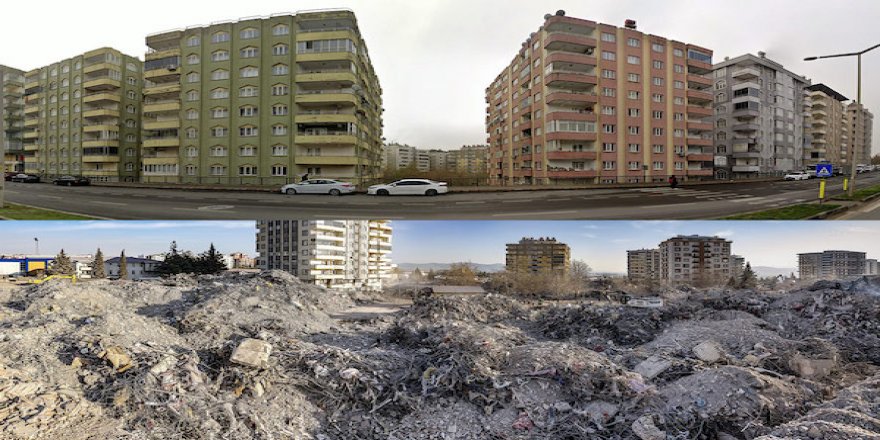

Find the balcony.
[
  {"left": 687, "top": 168, "right": 713, "bottom": 176},
  {"left": 295, "top": 51, "right": 357, "bottom": 64},
  {"left": 686, "top": 136, "right": 712, "bottom": 146},
  {"left": 546, "top": 90, "right": 598, "bottom": 106},
  {"left": 546, "top": 151, "right": 597, "bottom": 160},
  {"left": 687, "top": 74, "right": 712, "bottom": 89},
  {"left": 143, "top": 119, "right": 181, "bottom": 131},
  {"left": 687, "top": 120, "right": 713, "bottom": 132},
  {"left": 83, "top": 124, "right": 118, "bottom": 133},
  {"left": 295, "top": 28, "right": 358, "bottom": 43},
  {"left": 732, "top": 107, "right": 760, "bottom": 118},
  {"left": 83, "top": 78, "right": 121, "bottom": 92},
  {"left": 295, "top": 71, "right": 357, "bottom": 85},
  {"left": 83, "top": 108, "right": 120, "bottom": 119},
  {"left": 733, "top": 123, "right": 760, "bottom": 132},
  {"left": 731, "top": 67, "right": 761, "bottom": 80},
  {"left": 24, "top": 105, "right": 39, "bottom": 115},
  {"left": 82, "top": 154, "right": 120, "bottom": 163},
  {"left": 83, "top": 62, "right": 115, "bottom": 75},
  {"left": 144, "top": 137, "right": 180, "bottom": 148},
  {"left": 24, "top": 119, "right": 38, "bottom": 128},
  {"left": 145, "top": 48, "right": 181, "bottom": 62},
  {"left": 83, "top": 92, "right": 121, "bottom": 104},
  {"left": 144, "top": 83, "right": 181, "bottom": 96},
  {"left": 545, "top": 51, "right": 597, "bottom": 67},
  {"left": 143, "top": 101, "right": 181, "bottom": 113},
  {"left": 732, "top": 165, "right": 760, "bottom": 173},
  {"left": 23, "top": 132, "right": 38, "bottom": 140},
  {"left": 296, "top": 90, "right": 358, "bottom": 106},
  {"left": 546, "top": 72, "right": 597, "bottom": 89},
  {"left": 295, "top": 132, "right": 358, "bottom": 145},
  {"left": 544, "top": 32, "right": 597, "bottom": 53},
  {"left": 545, "top": 131, "right": 597, "bottom": 142},
  {"left": 144, "top": 67, "right": 180, "bottom": 82},
  {"left": 686, "top": 89, "right": 713, "bottom": 104},
  {"left": 294, "top": 113, "right": 357, "bottom": 124},
  {"left": 686, "top": 153, "right": 714, "bottom": 162},
  {"left": 295, "top": 155, "right": 360, "bottom": 165},
  {"left": 732, "top": 150, "right": 761, "bottom": 159}
]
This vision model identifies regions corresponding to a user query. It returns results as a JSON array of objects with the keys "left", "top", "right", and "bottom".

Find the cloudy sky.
[
  {"left": 1, "top": 0, "right": 877, "bottom": 151},
  {"left": 1, "top": 221, "right": 878, "bottom": 273}
]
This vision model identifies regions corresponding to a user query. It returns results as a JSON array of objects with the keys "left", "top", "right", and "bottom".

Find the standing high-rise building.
[
  {"left": 804, "top": 84, "right": 848, "bottom": 169},
  {"left": 2, "top": 65, "right": 26, "bottom": 174},
  {"left": 506, "top": 237, "right": 570, "bottom": 274},
  {"left": 627, "top": 248, "right": 661, "bottom": 281},
  {"left": 256, "top": 220, "right": 392, "bottom": 290},
  {"left": 712, "top": 53, "right": 810, "bottom": 178},
  {"left": 22, "top": 48, "right": 143, "bottom": 182},
  {"left": 486, "top": 12, "right": 714, "bottom": 185},
  {"left": 846, "top": 103, "right": 874, "bottom": 166},
  {"left": 659, "top": 235, "right": 732, "bottom": 285},
  {"left": 143, "top": 10, "right": 383, "bottom": 185},
  {"left": 798, "top": 250, "right": 866, "bottom": 281}
]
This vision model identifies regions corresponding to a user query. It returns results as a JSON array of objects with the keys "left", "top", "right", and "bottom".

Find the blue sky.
[{"left": 0, "top": 221, "right": 878, "bottom": 273}]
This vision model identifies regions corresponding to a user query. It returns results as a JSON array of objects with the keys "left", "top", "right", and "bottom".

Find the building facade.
[
  {"left": 712, "top": 53, "right": 810, "bottom": 179},
  {"left": 105, "top": 256, "right": 161, "bottom": 280},
  {"left": 22, "top": 48, "right": 143, "bottom": 182},
  {"left": 798, "top": 250, "right": 867, "bottom": 281},
  {"left": 2, "top": 65, "right": 26, "bottom": 173},
  {"left": 846, "top": 103, "right": 874, "bottom": 166},
  {"left": 659, "top": 235, "right": 732, "bottom": 285},
  {"left": 865, "top": 258, "right": 878, "bottom": 276},
  {"left": 256, "top": 220, "right": 392, "bottom": 290},
  {"left": 143, "top": 10, "right": 383, "bottom": 185},
  {"left": 506, "top": 237, "right": 570, "bottom": 274},
  {"left": 384, "top": 143, "right": 488, "bottom": 175},
  {"left": 804, "top": 84, "right": 848, "bottom": 169},
  {"left": 486, "top": 12, "right": 714, "bottom": 185},
  {"left": 627, "top": 248, "right": 661, "bottom": 281}
]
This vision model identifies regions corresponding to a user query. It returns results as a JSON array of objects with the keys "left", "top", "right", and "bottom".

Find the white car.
[
  {"left": 281, "top": 179, "right": 355, "bottom": 196},
  {"left": 783, "top": 171, "right": 810, "bottom": 181},
  {"left": 368, "top": 179, "right": 449, "bottom": 196}
]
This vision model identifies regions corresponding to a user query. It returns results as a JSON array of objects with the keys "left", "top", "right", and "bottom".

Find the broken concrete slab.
[
  {"left": 693, "top": 340, "right": 723, "bottom": 363},
  {"left": 230, "top": 338, "right": 272, "bottom": 369},
  {"left": 632, "top": 415, "right": 666, "bottom": 440},
  {"left": 635, "top": 355, "right": 672, "bottom": 379}
]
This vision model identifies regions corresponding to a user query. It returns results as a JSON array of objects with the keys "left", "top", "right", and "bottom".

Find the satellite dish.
[{"left": 556, "top": 10, "right": 566, "bottom": 16}]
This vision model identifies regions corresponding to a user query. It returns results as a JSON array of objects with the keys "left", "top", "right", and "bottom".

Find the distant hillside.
[
  {"left": 753, "top": 266, "right": 797, "bottom": 278},
  {"left": 396, "top": 263, "right": 506, "bottom": 273}
]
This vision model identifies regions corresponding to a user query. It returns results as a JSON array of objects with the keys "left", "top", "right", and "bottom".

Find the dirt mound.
[{"left": 406, "top": 293, "right": 529, "bottom": 323}]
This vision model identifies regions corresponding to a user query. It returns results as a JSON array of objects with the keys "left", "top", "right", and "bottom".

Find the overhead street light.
[{"left": 805, "top": 43, "right": 880, "bottom": 196}]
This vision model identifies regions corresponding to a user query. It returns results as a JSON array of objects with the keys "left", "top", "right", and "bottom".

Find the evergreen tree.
[
  {"left": 412, "top": 268, "right": 424, "bottom": 281},
  {"left": 739, "top": 263, "right": 757, "bottom": 289},
  {"left": 119, "top": 250, "right": 128, "bottom": 280},
  {"left": 196, "top": 243, "right": 227, "bottom": 275},
  {"left": 156, "top": 241, "right": 198, "bottom": 275},
  {"left": 92, "top": 248, "right": 106, "bottom": 279},
  {"left": 727, "top": 276, "right": 738, "bottom": 288},
  {"left": 445, "top": 262, "right": 478, "bottom": 285},
  {"left": 51, "top": 249, "right": 74, "bottom": 275},
  {"left": 426, "top": 269, "right": 436, "bottom": 281}
]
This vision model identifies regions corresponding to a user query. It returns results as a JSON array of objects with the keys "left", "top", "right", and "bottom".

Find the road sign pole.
[
  {"left": 819, "top": 179, "right": 826, "bottom": 203},
  {"left": 844, "top": 178, "right": 849, "bottom": 192}
]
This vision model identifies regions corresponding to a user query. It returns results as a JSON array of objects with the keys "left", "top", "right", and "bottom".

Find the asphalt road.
[
  {"left": 837, "top": 193, "right": 880, "bottom": 220},
  {"left": 5, "top": 174, "right": 880, "bottom": 220}
]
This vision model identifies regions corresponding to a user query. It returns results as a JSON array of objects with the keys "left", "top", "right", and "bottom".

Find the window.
[
  {"left": 61, "top": 92, "right": 69, "bottom": 101},
  {"left": 674, "top": 112, "right": 684, "bottom": 121},
  {"left": 601, "top": 32, "right": 616, "bottom": 42},
  {"left": 603, "top": 161, "right": 615, "bottom": 170},
  {"left": 186, "top": 147, "right": 198, "bottom": 157},
  {"left": 212, "top": 69, "right": 229, "bottom": 80},
  {"left": 240, "top": 125, "right": 258, "bottom": 137},
  {"left": 210, "top": 146, "right": 228, "bottom": 156},
  {"left": 211, "top": 88, "right": 229, "bottom": 99},
  {"left": 185, "top": 165, "right": 197, "bottom": 176},
  {"left": 271, "top": 104, "right": 288, "bottom": 116},
  {"left": 239, "top": 165, "right": 258, "bottom": 176},
  {"left": 673, "top": 48, "right": 684, "bottom": 57},
  {"left": 186, "top": 35, "right": 200, "bottom": 47},
  {"left": 187, "top": 54, "right": 199, "bottom": 65},
  {"left": 273, "top": 44, "right": 288, "bottom": 56},
  {"left": 127, "top": 77, "right": 137, "bottom": 86},
  {"left": 675, "top": 162, "right": 684, "bottom": 170},
  {"left": 674, "top": 81, "right": 684, "bottom": 89},
  {"left": 271, "top": 165, "right": 288, "bottom": 176},
  {"left": 210, "top": 165, "right": 226, "bottom": 176},
  {"left": 716, "top": 92, "right": 726, "bottom": 102},
  {"left": 602, "top": 87, "right": 616, "bottom": 97},
  {"left": 627, "top": 38, "right": 640, "bottom": 47},
  {"left": 602, "top": 51, "right": 616, "bottom": 61},
  {"left": 126, "top": 105, "right": 136, "bottom": 114},
  {"left": 240, "top": 86, "right": 258, "bottom": 97},
  {"left": 272, "top": 144, "right": 288, "bottom": 156},
  {"left": 187, "top": 72, "right": 200, "bottom": 83},
  {"left": 186, "top": 90, "right": 199, "bottom": 101},
  {"left": 272, "top": 64, "right": 288, "bottom": 75},
  {"left": 627, "top": 108, "right": 640, "bottom": 117},
  {"left": 652, "top": 93, "right": 663, "bottom": 103},
  {"left": 653, "top": 77, "right": 664, "bottom": 86},
  {"left": 239, "top": 105, "right": 257, "bottom": 117},
  {"left": 211, "top": 127, "right": 228, "bottom": 137},
  {"left": 73, "top": 90, "right": 81, "bottom": 99},
  {"left": 61, "top": 78, "right": 69, "bottom": 87},
  {"left": 272, "top": 124, "right": 287, "bottom": 135},
  {"left": 240, "top": 47, "right": 258, "bottom": 58},
  {"left": 185, "top": 128, "right": 198, "bottom": 139},
  {"left": 601, "top": 106, "right": 616, "bottom": 115},
  {"left": 674, "top": 64, "right": 684, "bottom": 74},
  {"left": 272, "top": 24, "right": 289, "bottom": 36},
  {"left": 240, "top": 28, "right": 259, "bottom": 39},
  {"left": 674, "top": 97, "right": 685, "bottom": 105},
  {"left": 674, "top": 129, "right": 684, "bottom": 138},
  {"left": 603, "top": 143, "right": 616, "bottom": 152},
  {"left": 653, "top": 111, "right": 663, "bottom": 119},
  {"left": 74, "top": 75, "right": 81, "bottom": 85},
  {"left": 239, "top": 145, "right": 256, "bottom": 156},
  {"left": 603, "top": 124, "right": 616, "bottom": 134},
  {"left": 627, "top": 73, "right": 640, "bottom": 83},
  {"left": 653, "top": 127, "right": 664, "bottom": 136},
  {"left": 127, "top": 90, "right": 137, "bottom": 99},
  {"left": 212, "top": 50, "right": 230, "bottom": 62},
  {"left": 653, "top": 144, "right": 664, "bottom": 153},
  {"left": 652, "top": 60, "right": 664, "bottom": 70},
  {"left": 271, "top": 84, "right": 288, "bottom": 96},
  {"left": 628, "top": 90, "right": 640, "bottom": 100},
  {"left": 653, "top": 161, "right": 664, "bottom": 170},
  {"left": 715, "top": 80, "right": 727, "bottom": 90},
  {"left": 628, "top": 143, "right": 640, "bottom": 153},
  {"left": 652, "top": 42, "right": 664, "bottom": 53},
  {"left": 627, "top": 55, "right": 640, "bottom": 65},
  {"left": 716, "top": 119, "right": 727, "bottom": 128},
  {"left": 240, "top": 67, "right": 258, "bottom": 78},
  {"left": 628, "top": 126, "right": 640, "bottom": 135},
  {"left": 212, "top": 107, "right": 228, "bottom": 118},
  {"left": 211, "top": 31, "right": 230, "bottom": 43},
  {"left": 602, "top": 69, "right": 616, "bottom": 79},
  {"left": 628, "top": 161, "right": 641, "bottom": 170}
]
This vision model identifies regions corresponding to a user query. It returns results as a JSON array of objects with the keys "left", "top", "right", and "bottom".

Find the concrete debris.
[{"left": 0, "top": 273, "right": 878, "bottom": 439}]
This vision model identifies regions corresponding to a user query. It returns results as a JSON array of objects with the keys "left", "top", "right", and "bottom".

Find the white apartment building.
[
  {"left": 256, "top": 220, "right": 392, "bottom": 291},
  {"left": 104, "top": 256, "right": 162, "bottom": 280}
]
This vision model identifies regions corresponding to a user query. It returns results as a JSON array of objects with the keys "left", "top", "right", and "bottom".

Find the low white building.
[{"left": 104, "top": 257, "right": 161, "bottom": 280}]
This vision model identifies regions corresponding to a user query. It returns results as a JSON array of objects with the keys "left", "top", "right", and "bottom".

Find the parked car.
[
  {"left": 52, "top": 176, "right": 91, "bottom": 186},
  {"left": 783, "top": 171, "right": 810, "bottom": 181},
  {"left": 368, "top": 179, "right": 449, "bottom": 196},
  {"left": 4, "top": 172, "right": 17, "bottom": 181},
  {"left": 280, "top": 179, "right": 355, "bottom": 195},
  {"left": 10, "top": 173, "right": 40, "bottom": 183}
]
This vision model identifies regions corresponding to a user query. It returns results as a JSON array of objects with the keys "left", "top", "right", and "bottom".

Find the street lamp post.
[{"left": 805, "top": 43, "right": 880, "bottom": 197}]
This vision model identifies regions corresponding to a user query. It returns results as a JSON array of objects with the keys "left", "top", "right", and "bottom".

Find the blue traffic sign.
[{"left": 816, "top": 164, "right": 833, "bottom": 178}]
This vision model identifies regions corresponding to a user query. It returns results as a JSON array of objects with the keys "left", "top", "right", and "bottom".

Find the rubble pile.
[{"left": 0, "top": 275, "right": 878, "bottom": 439}]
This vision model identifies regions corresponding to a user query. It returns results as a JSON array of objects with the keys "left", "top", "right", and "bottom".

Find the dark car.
[
  {"left": 4, "top": 172, "right": 16, "bottom": 181},
  {"left": 10, "top": 173, "right": 40, "bottom": 183},
  {"left": 53, "top": 175, "right": 91, "bottom": 186}
]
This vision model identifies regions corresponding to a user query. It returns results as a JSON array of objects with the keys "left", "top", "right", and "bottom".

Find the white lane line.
[
  {"left": 93, "top": 201, "right": 128, "bottom": 206},
  {"left": 547, "top": 198, "right": 573, "bottom": 202},
  {"left": 493, "top": 210, "right": 577, "bottom": 217},
  {"left": 455, "top": 201, "right": 486, "bottom": 205},
  {"left": 500, "top": 200, "right": 533, "bottom": 203},
  {"left": 731, "top": 197, "right": 766, "bottom": 203},
  {"left": 38, "top": 195, "right": 63, "bottom": 199}
]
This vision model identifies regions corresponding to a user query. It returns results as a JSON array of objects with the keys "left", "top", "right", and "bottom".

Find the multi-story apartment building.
[
  {"left": 865, "top": 258, "right": 879, "bottom": 276},
  {"left": 712, "top": 53, "right": 810, "bottom": 178},
  {"left": 798, "top": 250, "right": 867, "bottom": 281},
  {"left": 846, "top": 103, "right": 874, "bottom": 166},
  {"left": 506, "top": 237, "right": 570, "bottom": 275},
  {"left": 450, "top": 145, "right": 489, "bottom": 175},
  {"left": 21, "top": 48, "right": 143, "bottom": 182},
  {"left": 732, "top": 255, "right": 746, "bottom": 279},
  {"left": 143, "top": 10, "right": 383, "bottom": 185},
  {"left": 627, "top": 248, "right": 661, "bottom": 281},
  {"left": 383, "top": 143, "right": 429, "bottom": 172},
  {"left": 256, "top": 220, "right": 392, "bottom": 290},
  {"left": 659, "top": 235, "right": 732, "bottom": 285},
  {"left": 384, "top": 143, "right": 488, "bottom": 176},
  {"left": 486, "top": 13, "right": 714, "bottom": 185},
  {"left": 804, "top": 84, "right": 848, "bottom": 168},
  {"left": 2, "top": 65, "right": 26, "bottom": 173}
]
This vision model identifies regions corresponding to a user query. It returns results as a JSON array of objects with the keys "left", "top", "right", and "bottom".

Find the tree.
[
  {"left": 119, "top": 250, "right": 128, "bottom": 280},
  {"left": 567, "top": 260, "right": 592, "bottom": 294},
  {"left": 426, "top": 269, "right": 436, "bottom": 281},
  {"left": 739, "top": 263, "right": 757, "bottom": 289},
  {"left": 92, "top": 248, "right": 106, "bottom": 279},
  {"left": 196, "top": 243, "right": 227, "bottom": 275},
  {"left": 872, "top": 154, "right": 880, "bottom": 166},
  {"left": 51, "top": 249, "right": 74, "bottom": 275},
  {"left": 444, "top": 262, "right": 478, "bottom": 285},
  {"left": 411, "top": 268, "right": 424, "bottom": 282},
  {"left": 156, "top": 241, "right": 197, "bottom": 276},
  {"left": 726, "top": 276, "right": 738, "bottom": 288}
]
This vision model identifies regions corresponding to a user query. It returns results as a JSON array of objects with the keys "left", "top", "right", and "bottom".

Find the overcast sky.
[
  {"left": 1, "top": 0, "right": 877, "bottom": 152},
  {"left": 2, "top": 221, "right": 878, "bottom": 273}
]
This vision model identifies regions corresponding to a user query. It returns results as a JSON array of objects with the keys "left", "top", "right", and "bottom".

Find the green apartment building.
[
  {"left": 22, "top": 48, "right": 143, "bottom": 182},
  {"left": 143, "top": 9, "right": 383, "bottom": 185},
  {"left": 1, "top": 65, "right": 26, "bottom": 173}
]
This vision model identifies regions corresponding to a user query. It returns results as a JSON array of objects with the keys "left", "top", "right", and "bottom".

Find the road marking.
[
  {"left": 197, "top": 205, "right": 235, "bottom": 211},
  {"left": 402, "top": 203, "right": 433, "bottom": 206},
  {"left": 93, "top": 201, "right": 128, "bottom": 206},
  {"left": 493, "top": 210, "right": 577, "bottom": 217},
  {"left": 38, "top": 195, "right": 63, "bottom": 199},
  {"left": 500, "top": 200, "right": 533, "bottom": 203},
  {"left": 731, "top": 197, "right": 765, "bottom": 203},
  {"left": 455, "top": 201, "right": 486, "bottom": 205}
]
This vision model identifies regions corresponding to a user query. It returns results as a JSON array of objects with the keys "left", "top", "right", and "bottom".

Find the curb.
[{"left": 825, "top": 191, "right": 880, "bottom": 219}]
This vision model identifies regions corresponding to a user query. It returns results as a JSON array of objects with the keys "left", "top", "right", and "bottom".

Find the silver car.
[{"left": 281, "top": 179, "right": 356, "bottom": 196}]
